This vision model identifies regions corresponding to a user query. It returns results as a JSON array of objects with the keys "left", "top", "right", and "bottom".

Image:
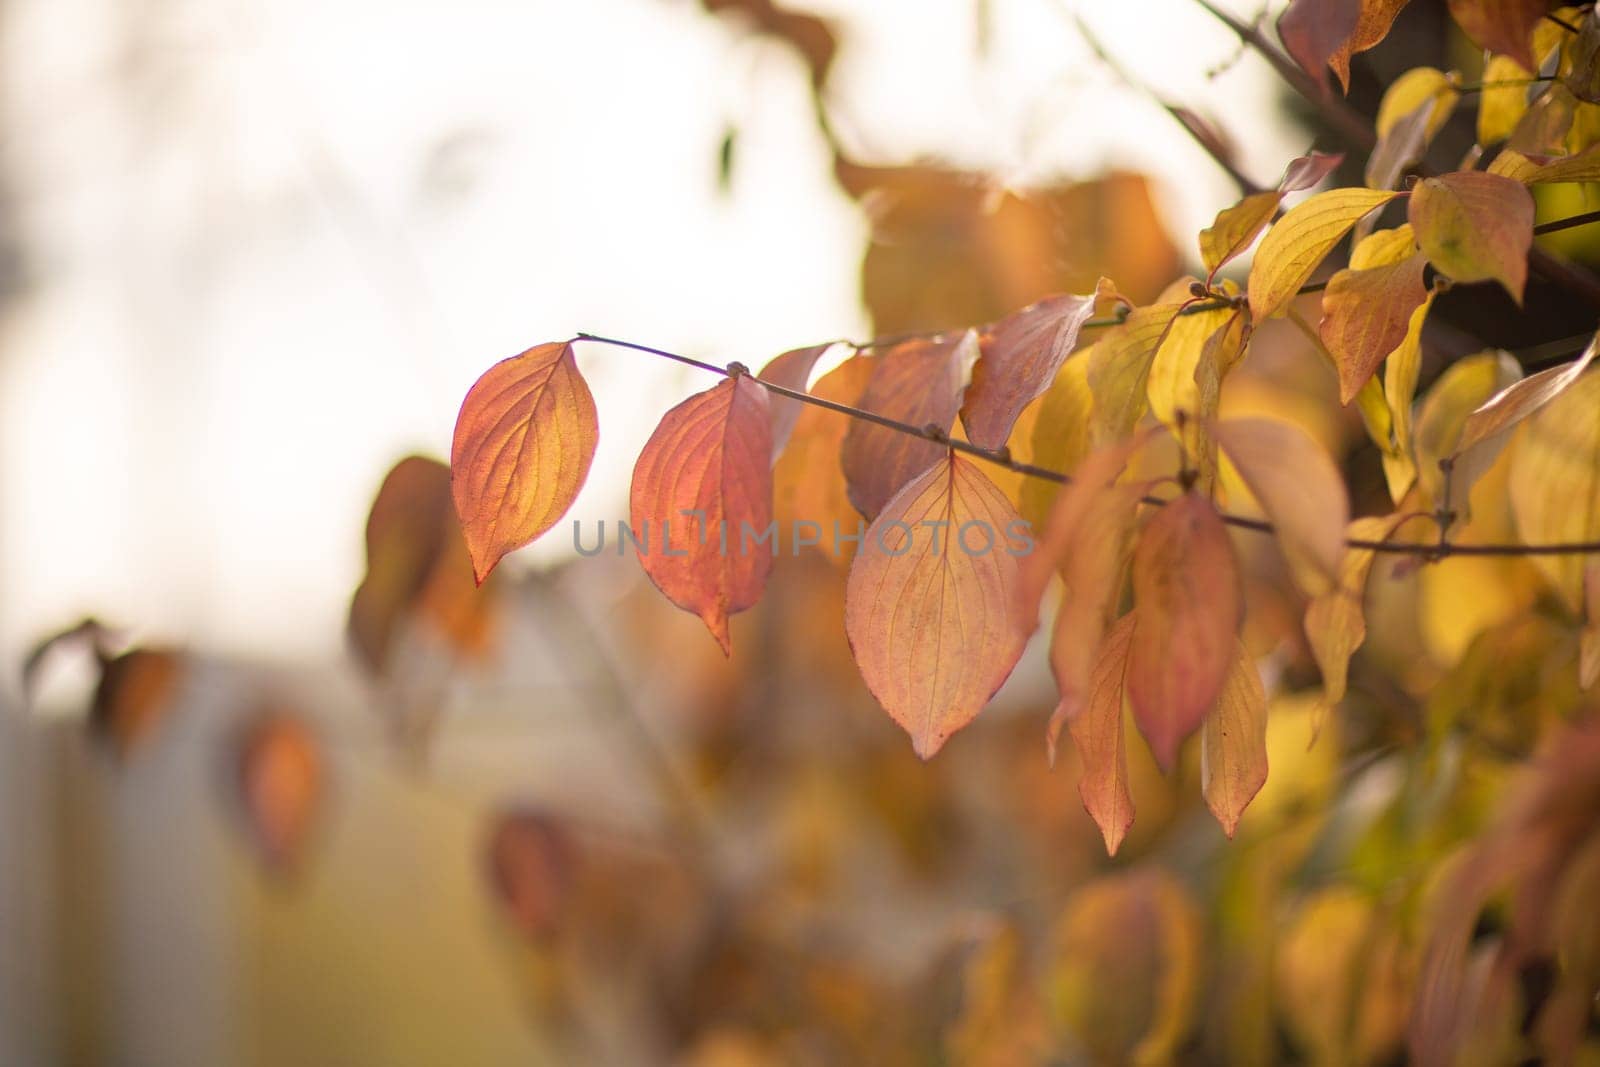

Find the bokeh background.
[{"left": 3, "top": 1, "right": 1595, "bottom": 1064}]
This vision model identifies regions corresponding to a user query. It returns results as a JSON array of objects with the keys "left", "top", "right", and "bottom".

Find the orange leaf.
[
  {"left": 773, "top": 355, "right": 874, "bottom": 566},
  {"left": 1127, "top": 493, "right": 1243, "bottom": 770},
  {"left": 1200, "top": 642, "right": 1268, "bottom": 837},
  {"left": 842, "top": 331, "right": 977, "bottom": 519},
  {"left": 1214, "top": 416, "right": 1350, "bottom": 595},
  {"left": 1248, "top": 188, "right": 1401, "bottom": 320},
  {"left": 1455, "top": 329, "right": 1598, "bottom": 456},
  {"left": 962, "top": 286, "right": 1109, "bottom": 449},
  {"left": 1067, "top": 613, "right": 1137, "bottom": 855},
  {"left": 1319, "top": 252, "right": 1429, "bottom": 403},
  {"left": 235, "top": 711, "right": 324, "bottom": 872},
  {"left": 1278, "top": 0, "right": 1361, "bottom": 87},
  {"left": 1409, "top": 171, "right": 1534, "bottom": 301},
  {"left": 93, "top": 647, "right": 186, "bottom": 759},
  {"left": 1332, "top": 0, "right": 1410, "bottom": 87},
  {"left": 1447, "top": 0, "right": 1545, "bottom": 71},
  {"left": 451, "top": 341, "right": 599, "bottom": 583},
  {"left": 844, "top": 452, "right": 1028, "bottom": 759},
  {"left": 630, "top": 374, "right": 774, "bottom": 654},
  {"left": 758, "top": 342, "right": 835, "bottom": 458}
]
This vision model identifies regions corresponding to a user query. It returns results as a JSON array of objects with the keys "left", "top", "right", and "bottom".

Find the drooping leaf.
[
  {"left": 234, "top": 711, "right": 324, "bottom": 872},
  {"left": 92, "top": 646, "right": 186, "bottom": 759},
  {"left": 1479, "top": 55, "right": 1536, "bottom": 144},
  {"left": 1509, "top": 368, "right": 1600, "bottom": 610},
  {"left": 451, "top": 341, "right": 599, "bottom": 583},
  {"left": 1305, "top": 514, "right": 1411, "bottom": 712},
  {"left": 1019, "top": 358, "right": 1095, "bottom": 532},
  {"left": 1248, "top": 188, "right": 1402, "bottom": 320},
  {"left": 1332, "top": 0, "right": 1412, "bottom": 87},
  {"left": 1087, "top": 303, "right": 1185, "bottom": 443},
  {"left": 1456, "top": 330, "right": 1598, "bottom": 457},
  {"left": 1067, "top": 613, "right": 1138, "bottom": 854},
  {"left": 1214, "top": 416, "right": 1350, "bottom": 595},
  {"left": 1190, "top": 311, "right": 1251, "bottom": 496},
  {"left": 1447, "top": 0, "right": 1548, "bottom": 71},
  {"left": 1201, "top": 193, "right": 1282, "bottom": 284},
  {"left": 1414, "top": 350, "right": 1524, "bottom": 513},
  {"left": 1148, "top": 296, "right": 1239, "bottom": 496},
  {"left": 1049, "top": 871, "right": 1203, "bottom": 1063},
  {"left": 845, "top": 452, "right": 1028, "bottom": 759},
  {"left": 630, "top": 374, "right": 775, "bottom": 654},
  {"left": 773, "top": 354, "right": 875, "bottom": 566},
  {"left": 1200, "top": 641, "right": 1269, "bottom": 838},
  {"left": 1127, "top": 493, "right": 1243, "bottom": 770},
  {"left": 1366, "top": 93, "right": 1443, "bottom": 191},
  {"left": 349, "top": 455, "right": 497, "bottom": 674},
  {"left": 1278, "top": 0, "right": 1362, "bottom": 87},
  {"left": 1408, "top": 171, "right": 1535, "bottom": 301},
  {"left": 758, "top": 342, "right": 836, "bottom": 458},
  {"left": 842, "top": 331, "right": 977, "bottom": 519},
  {"left": 962, "top": 283, "right": 1111, "bottom": 449},
  {"left": 1319, "top": 251, "right": 1429, "bottom": 403},
  {"left": 1382, "top": 291, "right": 1437, "bottom": 502}
]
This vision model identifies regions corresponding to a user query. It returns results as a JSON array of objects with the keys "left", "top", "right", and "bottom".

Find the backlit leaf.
[
  {"left": 1087, "top": 303, "right": 1185, "bottom": 443},
  {"left": 1454, "top": 330, "right": 1597, "bottom": 464},
  {"left": 1248, "top": 188, "right": 1401, "bottom": 320},
  {"left": 1067, "top": 613, "right": 1138, "bottom": 854},
  {"left": 773, "top": 355, "right": 874, "bottom": 566},
  {"left": 1278, "top": 0, "right": 1361, "bottom": 87},
  {"left": 758, "top": 342, "right": 835, "bottom": 459},
  {"left": 1414, "top": 350, "right": 1523, "bottom": 512},
  {"left": 1214, "top": 416, "right": 1350, "bottom": 595},
  {"left": 845, "top": 452, "right": 1028, "bottom": 759},
  {"left": 1447, "top": 0, "right": 1546, "bottom": 70},
  {"left": 1127, "top": 493, "right": 1243, "bottom": 770},
  {"left": 451, "top": 341, "right": 599, "bottom": 583},
  {"left": 1382, "top": 292, "right": 1437, "bottom": 502},
  {"left": 1332, "top": 0, "right": 1412, "bottom": 87},
  {"left": 1366, "top": 94, "right": 1440, "bottom": 191},
  {"left": 1509, "top": 368, "right": 1600, "bottom": 610},
  {"left": 1200, "top": 193, "right": 1281, "bottom": 281},
  {"left": 1319, "top": 251, "right": 1429, "bottom": 403},
  {"left": 1490, "top": 142, "right": 1600, "bottom": 182},
  {"left": 962, "top": 283, "right": 1111, "bottom": 449},
  {"left": 842, "top": 331, "right": 977, "bottom": 518},
  {"left": 630, "top": 374, "right": 774, "bottom": 654},
  {"left": 234, "top": 711, "right": 324, "bottom": 872},
  {"left": 1280, "top": 151, "right": 1346, "bottom": 192},
  {"left": 1408, "top": 171, "right": 1534, "bottom": 301},
  {"left": 1019, "top": 358, "right": 1094, "bottom": 532},
  {"left": 1200, "top": 642, "right": 1268, "bottom": 838},
  {"left": 1375, "top": 67, "right": 1459, "bottom": 139},
  {"left": 1479, "top": 55, "right": 1536, "bottom": 144},
  {"left": 1305, "top": 514, "right": 1410, "bottom": 712}
]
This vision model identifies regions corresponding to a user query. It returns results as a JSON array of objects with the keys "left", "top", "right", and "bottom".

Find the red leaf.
[
  {"left": 630, "top": 374, "right": 775, "bottom": 655},
  {"left": 235, "top": 711, "right": 324, "bottom": 872},
  {"left": 451, "top": 341, "right": 599, "bottom": 583},
  {"left": 1068, "top": 613, "right": 1138, "bottom": 855},
  {"left": 1447, "top": 0, "right": 1545, "bottom": 71},
  {"left": 842, "top": 331, "right": 977, "bottom": 519},
  {"left": 1126, "top": 493, "right": 1243, "bottom": 770},
  {"left": 845, "top": 452, "right": 1028, "bottom": 758},
  {"left": 1278, "top": 0, "right": 1362, "bottom": 87}
]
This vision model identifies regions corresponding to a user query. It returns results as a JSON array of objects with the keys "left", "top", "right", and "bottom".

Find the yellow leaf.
[
  {"left": 1409, "top": 171, "right": 1535, "bottom": 301},
  {"left": 1413, "top": 350, "right": 1524, "bottom": 512},
  {"left": 1214, "top": 416, "right": 1350, "bottom": 595},
  {"left": 1490, "top": 141, "right": 1600, "bottom": 182},
  {"left": 1087, "top": 303, "right": 1185, "bottom": 443},
  {"left": 1067, "top": 613, "right": 1138, "bottom": 854},
  {"left": 1248, "top": 188, "right": 1402, "bottom": 320},
  {"left": 1200, "top": 641, "right": 1268, "bottom": 838},
  {"left": 1305, "top": 514, "right": 1410, "bottom": 713},
  {"left": 1200, "top": 192, "right": 1281, "bottom": 278},
  {"left": 1019, "top": 358, "right": 1094, "bottom": 532},
  {"left": 1382, "top": 292, "right": 1436, "bottom": 502},
  {"left": 1376, "top": 67, "right": 1459, "bottom": 139},
  {"left": 844, "top": 452, "right": 1029, "bottom": 758},
  {"left": 1479, "top": 55, "right": 1535, "bottom": 144},
  {"left": 1350, "top": 224, "right": 1418, "bottom": 269},
  {"left": 1508, "top": 369, "right": 1600, "bottom": 611}
]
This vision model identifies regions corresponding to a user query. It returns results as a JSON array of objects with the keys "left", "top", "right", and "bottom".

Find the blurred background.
[{"left": 3, "top": 0, "right": 1598, "bottom": 1064}]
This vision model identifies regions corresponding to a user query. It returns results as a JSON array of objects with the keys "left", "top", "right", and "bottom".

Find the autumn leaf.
[
  {"left": 962, "top": 283, "right": 1112, "bottom": 450},
  {"left": 451, "top": 341, "right": 599, "bottom": 583},
  {"left": 1199, "top": 154, "right": 1343, "bottom": 279},
  {"left": 1018, "top": 358, "right": 1095, "bottom": 533},
  {"left": 1490, "top": 142, "right": 1600, "bottom": 182},
  {"left": 1248, "top": 188, "right": 1401, "bottom": 320},
  {"left": 1281, "top": 151, "right": 1346, "bottom": 192},
  {"left": 1319, "top": 251, "right": 1429, "bottom": 403},
  {"left": 1408, "top": 171, "right": 1534, "bottom": 301},
  {"left": 1414, "top": 350, "right": 1524, "bottom": 514},
  {"left": 486, "top": 809, "right": 577, "bottom": 943},
  {"left": 842, "top": 331, "right": 977, "bottom": 519},
  {"left": 1279, "top": 0, "right": 1362, "bottom": 88},
  {"left": 1479, "top": 55, "right": 1536, "bottom": 144},
  {"left": 773, "top": 355, "right": 874, "bottom": 566},
  {"left": 1200, "top": 641, "right": 1268, "bottom": 837},
  {"left": 234, "top": 711, "right": 323, "bottom": 872},
  {"left": 1453, "top": 330, "right": 1598, "bottom": 471},
  {"left": 89, "top": 646, "right": 186, "bottom": 759},
  {"left": 758, "top": 342, "right": 836, "bottom": 458},
  {"left": 1332, "top": 0, "right": 1412, "bottom": 88},
  {"left": 1127, "top": 493, "right": 1243, "bottom": 770},
  {"left": 630, "top": 374, "right": 774, "bottom": 654},
  {"left": 1382, "top": 291, "right": 1437, "bottom": 502},
  {"left": 1067, "top": 614, "right": 1137, "bottom": 854},
  {"left": 845, "top": 452, "right": 1028, "bottom": 759},
  {"left": 1304, "top": 514, "right": 1411, "bottom": 714},
  {"left": 1087, "top": 303, "right": 1185, "bottom": 443},
  {"left": 1366, "top": 93, "right": 1444, "bottom": 192},
  {"left": 1509, "top": 368, "right": 1600, "bottom": 611},
  {"left": 1214, "top": 416, "right": 1350, "bottom": 595},
  {"left": 1448, "top": 0, "right": 1546, "bottom": 71}
]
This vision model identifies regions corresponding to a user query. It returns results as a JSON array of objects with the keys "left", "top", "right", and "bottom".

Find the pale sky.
[{"left": 0, "top": 0, "right": 1304, "bottom": 663}]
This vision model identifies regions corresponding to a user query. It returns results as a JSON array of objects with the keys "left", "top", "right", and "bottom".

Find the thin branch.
[
  {"left": 1535, "top": 209, "right": 1600, "bottom": 236},
  {"left": 1454, "top": 75, "right": 1558, "bottom": 94},
  {"left": 1545, "top": 11, "right": 1584, "bottom": 34},
  {"left": 573, "top": 332, "right": 1600, "bottom": 558}
]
